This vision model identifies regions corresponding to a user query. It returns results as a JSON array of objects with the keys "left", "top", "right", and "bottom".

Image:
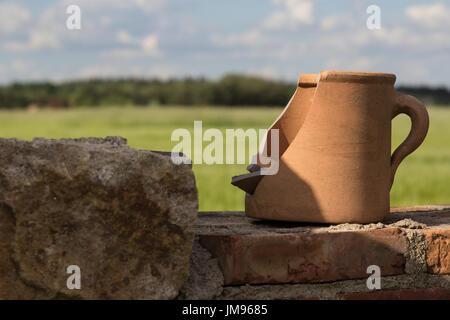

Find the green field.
[{"left": 0, "top": 106, "right": 449, "bottom": 210}]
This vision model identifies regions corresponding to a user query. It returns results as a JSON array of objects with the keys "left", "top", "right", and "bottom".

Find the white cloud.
[
  {"left": 78, "top": 65, "right": 121, "bottom": 78},
  {"left": 4, "top": 30, "right": 61, "bottom": 52},
  {"left": 324, "top": 57, "right": 379, "bottom": 71},
  {"left": 78, "top": 62, "right": 175, "bottom": 79},
  {"left": 104, "top": 32, "right": 160, "bottom": 58},
  {"left": 372, "top": 26, "right": 450, "bottom": 51},
  {"left": 2, "top": 0, "right": 166, "bottom": 53},
  {"left": 320, "top": 14, "right": 356, "bottom": 30},
  {"left": 211, "top": 0, "right": 315, "bottom": 54},
  {"left": 101, "top": 49, "right": 140, "bottom": 59},
  {"left": 149, "top": 64, "right": 178, "bottom": 79},
  {"left": 245, "top": 66, "right": 281, "bottom": 79},
  {"left": 212, "top": 29, "right": 266, "bottom": 47},
  {"left": 399, "top": 61, "right": 432, "bottom": 83},
  {"left": 373, "top": 27, "right": 419, "bottom": 47},
  {"left": 117, "top": 30, "right": 136, "bottom": 45},
  {"left": 132, "top": 0, "right": 166, "bottom": 12},
  {"left": 2, "top": 2, "right": 63, "bottom": 52},
  {"left": 10, "top": 60, "right": 32, "bottom": 73},
  {"left": 406, "top": 2, "right": 450, "bottom": 28},
  {"left": 0, "top": 1, "right": 449, "bottom": 87},
  {"left": 60, "top": 0, "right": 166, "bottom": 12},
  {"left": 315, "top": 28, "right": 370, "bottom": 53},
  {"left": 210, "top": 0, "right": 315, "bottom": 52},
  {"left": 0, "top": 2, "right": 31, "bottom": 34},
  {"left": 263, "top": 0, "right": 315, "bottom": 30},
  {"left": 141, "top": 34, "right": 159, "bottom": 55},
  {"left": 316, "top": 7, "right": 450, "bottom": 54},
  {"left": 0, "top": 59, "right": 43, "bottom": 83}
]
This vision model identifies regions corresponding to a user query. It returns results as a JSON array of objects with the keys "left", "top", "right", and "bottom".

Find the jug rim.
[
  {"left": 298, "top": 74, "right": 319, "bottom": 87},
  {"left": 320, "top": 70, "right": 396, "bottom": 84}
]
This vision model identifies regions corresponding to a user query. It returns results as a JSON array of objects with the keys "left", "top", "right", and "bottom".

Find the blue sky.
[{"left": 0, "top": 0, "right": 449, "bottom": 86}]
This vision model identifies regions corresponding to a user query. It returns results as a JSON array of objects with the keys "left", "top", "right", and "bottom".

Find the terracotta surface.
[
  {"left": 232, "top": 74, "right": 318, "bottom": 193},
  {"left": 233, "top": 70, "right": 429, "bottom": 224},
  {"left": 263, "top": 73, "right": 318, "bottom": 159}
]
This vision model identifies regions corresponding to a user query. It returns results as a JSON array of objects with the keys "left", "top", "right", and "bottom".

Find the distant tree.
[{"left": 0, "top": 76, "right": 448, "bottom": 109}]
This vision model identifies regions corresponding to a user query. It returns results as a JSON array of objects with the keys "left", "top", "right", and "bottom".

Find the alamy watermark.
[
  {"left": 66, "top": 265, "right": 81, "bottom": 290},
  {"left": 366, "top": 5, "right": 381, "bottom": 30},
  {"left": 366, "top": 265, "right": 381, "bottom": 290},
  {"left": 170, "top": 121, "right": 280, "bottom": 175},
  {"left": 66, "top": 5, "right": 81, "bottom": 30}
]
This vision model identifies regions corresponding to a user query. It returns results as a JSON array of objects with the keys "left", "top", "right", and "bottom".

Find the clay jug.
[
  {"left": 263, "top": 73, "right": 318, "bottom": 159},
  {"left": 234, "top": 70, "right": 429, "bottom": 224}
]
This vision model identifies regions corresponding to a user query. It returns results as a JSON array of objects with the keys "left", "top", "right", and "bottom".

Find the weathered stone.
[
  {"left": 0, "top": 137, "right": 198, "bottom": 299},
  {"left": 424, "top": 229, "right": 450, "bottom": 274},
  {"left": 404, "top": 230, "right": 427, "bottom": 274},
  {"left": 178, "top": 238, "right": 224, "bottom": 299},
  {"left": 389, "top": 218, "right": 426, "bottom": 229}
]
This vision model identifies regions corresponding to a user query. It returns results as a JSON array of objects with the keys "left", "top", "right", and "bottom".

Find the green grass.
[
  {"left": 0, "top": 105, "right": 448, "bottom": 210},
  {"left": 391, "top": 106, "right": 450, "bottom": 207}
]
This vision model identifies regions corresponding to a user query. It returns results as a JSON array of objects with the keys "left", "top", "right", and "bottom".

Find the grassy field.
[{"left": 0, "top": 105, "right": 448, "bottom": 210}]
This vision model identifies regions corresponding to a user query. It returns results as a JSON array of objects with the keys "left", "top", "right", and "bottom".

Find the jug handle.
[{"left": 390, "top": 93, "right": 429, "bottom": 188}]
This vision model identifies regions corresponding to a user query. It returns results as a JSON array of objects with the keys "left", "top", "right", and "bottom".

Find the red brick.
[
  {"left": 199, "top": 228, "right": 407, "bottom": 285},
  {"left": 390, "top": 205, "right": 450, "bottom": 213},
  {"left": 338, "top": 288, "right": 450, "bottom": 300},
  {"left": 423, "top": 229, "right": 450, "bottom": 274}
]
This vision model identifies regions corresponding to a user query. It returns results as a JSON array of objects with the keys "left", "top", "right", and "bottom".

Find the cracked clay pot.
[{"left": 232, "top": 70, "right": 429, "bottom": 224}]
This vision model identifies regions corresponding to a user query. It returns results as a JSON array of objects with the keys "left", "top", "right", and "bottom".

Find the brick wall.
[{"left": 182, "top": 206, "right": 450, "bottom": 300}]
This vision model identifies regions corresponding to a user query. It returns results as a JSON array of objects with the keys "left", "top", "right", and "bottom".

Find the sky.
[{"left": 0, "top": 0, "right": 449, "bottom": 86}]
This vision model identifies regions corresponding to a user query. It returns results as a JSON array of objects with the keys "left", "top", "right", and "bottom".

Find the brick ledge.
[{"left": 196, "top": 205, "right": 450, "bottom": 286}]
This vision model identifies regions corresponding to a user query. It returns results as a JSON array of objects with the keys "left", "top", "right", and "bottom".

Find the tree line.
[{"left": 0, "top": 74, "right": 449, "bottom": 109}]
